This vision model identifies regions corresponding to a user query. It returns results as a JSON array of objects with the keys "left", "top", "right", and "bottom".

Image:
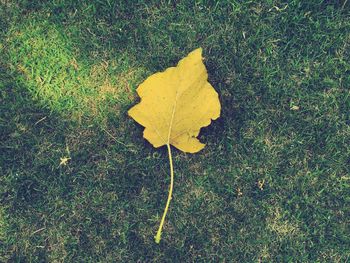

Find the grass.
[{"left": 1, "top": 0, "right": 349, "bottom": 261}]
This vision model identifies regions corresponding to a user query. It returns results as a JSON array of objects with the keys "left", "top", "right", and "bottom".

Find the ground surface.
[{"left": 0, "top": 1, "right": 349, "bottom": 261}]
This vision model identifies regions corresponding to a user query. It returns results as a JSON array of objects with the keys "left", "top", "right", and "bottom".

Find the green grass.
[{"left": 1, "top": 0, "right": 350, "bottom": 261}]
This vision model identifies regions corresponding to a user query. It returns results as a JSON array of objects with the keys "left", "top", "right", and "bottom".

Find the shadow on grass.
[
  {"left": 0, "top": 64, "right": 63, "bottom": 261},
  {"left": 0, "top": 64, "right": 162, "bottom": 261}
]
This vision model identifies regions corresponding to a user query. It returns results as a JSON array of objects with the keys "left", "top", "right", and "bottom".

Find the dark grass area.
[{"left": 1, "top": 0, "right": 350, "bottom": 261}]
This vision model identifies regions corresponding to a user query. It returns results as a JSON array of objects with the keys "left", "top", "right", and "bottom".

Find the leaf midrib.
[{"left": 167, "top": 91, "right": 179, "bottom": 144}]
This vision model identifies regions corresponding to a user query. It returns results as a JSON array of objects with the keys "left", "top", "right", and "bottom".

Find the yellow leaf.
[
  {"left": 128, "top": 47, "right": 221, "bottom": 153},
  {"left": 128, "top": 48, "right": 221, "bottom": 244},
  {"left": 59, "top": 157, "right": 70, "bottom": 166}
]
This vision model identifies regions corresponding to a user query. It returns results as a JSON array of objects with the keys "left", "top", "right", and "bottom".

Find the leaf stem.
[{"left": 155, "top": 143, "right": 174, "bottom": 244}]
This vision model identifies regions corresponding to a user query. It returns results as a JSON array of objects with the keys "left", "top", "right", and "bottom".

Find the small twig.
[
  {"left": 34, "top": 116, "right": 47, "bottom": 126},
  {"left": 342, "top": 0, "right": 348, "bottom": 10},
  {"left": 268, "top": 4, "right": 288, "bottom": 12},
  {"left": 31, "top": 227, "right": 45, "bottom": 235},
  {"left": 102, "top": 127, "right": 136, "bottom": 150}
]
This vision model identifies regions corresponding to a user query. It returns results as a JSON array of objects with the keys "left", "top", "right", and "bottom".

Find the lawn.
[{"left": 1, "top": 0, "right": 349, "bottom": 261}]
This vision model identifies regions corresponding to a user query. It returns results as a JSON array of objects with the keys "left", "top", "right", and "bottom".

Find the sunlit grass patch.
[{"left": 6, "top": 17, "right": 146, "bottom": 124}]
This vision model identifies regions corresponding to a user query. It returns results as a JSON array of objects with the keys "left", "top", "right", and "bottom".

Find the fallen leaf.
[
  {"left": 128, "top": 47, "right": 220, "bottom": 153},
  {"left": 128, "top": 48, "right": 221, "bottom": 243}
]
